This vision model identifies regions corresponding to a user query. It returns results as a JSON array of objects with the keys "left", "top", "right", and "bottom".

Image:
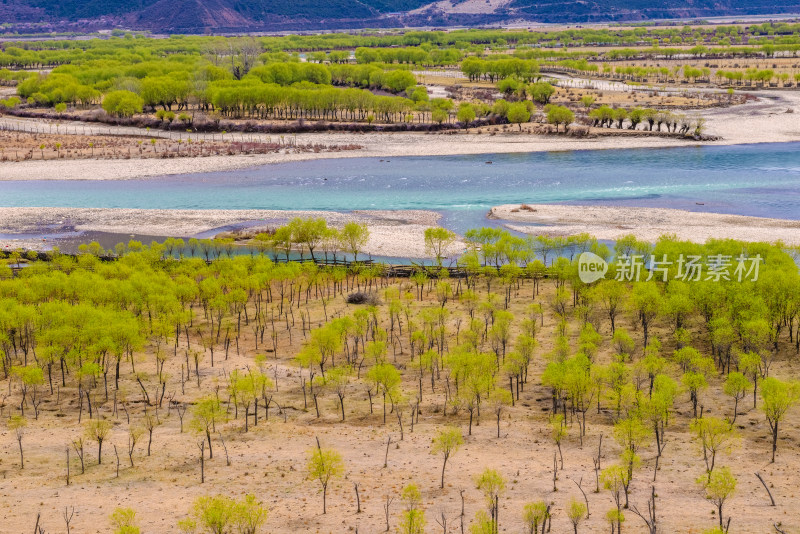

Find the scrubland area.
[{"left": 2, "top": 228, "right": 800, "bottom": 534}]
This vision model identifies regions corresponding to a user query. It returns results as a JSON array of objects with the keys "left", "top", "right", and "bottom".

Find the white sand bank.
[
  {"left": 0, "top": 207, "right": 465, "bottom": 258},
  {"left": 491, "top": 204, "right": 800, "bottom": 245}
]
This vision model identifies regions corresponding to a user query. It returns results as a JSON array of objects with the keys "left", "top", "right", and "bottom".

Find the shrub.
[{"left": 347, "top": 291, "right": 380, "bottom": 305}]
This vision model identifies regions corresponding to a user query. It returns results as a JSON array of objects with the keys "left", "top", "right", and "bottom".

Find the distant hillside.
[
  {"left": 507, "top": 0, "right": 800, "bottom": 22},
  {"left": 2, "top": 0, "right": 800, "bottom": 32}
]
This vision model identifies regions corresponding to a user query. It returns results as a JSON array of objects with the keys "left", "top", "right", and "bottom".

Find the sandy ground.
[
  {"left": 2, "top": 279, "right": 800, "bottom": 534},
  {"left": 491, "top": 204, "right": 800, "bottom": 245},
  {"left": 0, "top": 207, "right": 465, "bottom": 258},
  {"left": 1, "top": 88, "right": 798, "bottom": 181},
  {"left": 0, "top": 130, "right": 692, "bottom": 181}
]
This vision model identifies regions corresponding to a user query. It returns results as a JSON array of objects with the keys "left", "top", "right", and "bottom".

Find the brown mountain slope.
[{"left": 126, "top": 0, "right": 251, "bottom": 32}]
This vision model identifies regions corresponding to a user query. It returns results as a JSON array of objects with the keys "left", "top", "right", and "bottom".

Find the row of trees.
[
  {"left": 252, "top": 218, "right": 370, "bottom": 262},
  {"left": 610, "top": 63, "right": 798, "bottom": 87},
  {"left": 12, "top": 59, "right": 419, "bottom": 114},
  {"left": 462, "top": 57, "right": 542, "bottom": 83},
  {"left": 588, "top": 105, "right": 704, "bottom": 135},
  {"left": 5, "top": 22, "right": 800, "bottom": 69}
]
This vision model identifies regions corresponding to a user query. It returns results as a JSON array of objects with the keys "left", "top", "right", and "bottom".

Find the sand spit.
[
  {"left": 0, "top": 207, "right": 463, "bottom": 258},
  {"left": 0, "top": 132, "right": 693, "bottom": 181},
  {"left": 491, "top": 204, "right": 800, "bottom": 245}
]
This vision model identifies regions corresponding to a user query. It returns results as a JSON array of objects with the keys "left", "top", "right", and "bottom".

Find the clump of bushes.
[{"left": 346, "top": 291, "right": 380, "bottom": 305}]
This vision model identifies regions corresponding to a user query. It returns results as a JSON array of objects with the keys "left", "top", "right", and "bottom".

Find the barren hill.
[{"left": 2, "top": 0, "right": 800, "bottom": 33}]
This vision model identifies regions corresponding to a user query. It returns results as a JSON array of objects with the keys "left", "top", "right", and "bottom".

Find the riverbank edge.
[
  {"left": 490, "top": 204, "right": 800, "bottom": 246},
  {"left": 0, "top": 207, "right": 467, "bottom": 259}
]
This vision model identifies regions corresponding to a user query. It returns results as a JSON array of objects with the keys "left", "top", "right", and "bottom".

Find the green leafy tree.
[
  {"left": 11, "top": 365, "right": 43, "bottom": 417},
  {"left": 233, "top": 494, "right": 268, "bottom": 534},
  {"left": 102, "top": 90, "right": 144, "bottom": 117},
  {"left": 760, "top": 377, "right": 800, "bottom": 462},
  {"left": 489, "top": 388, "right": 512, "bottom": 438},
  {"left": 567, "top": 498, "right": 588, "bottom": 534},
  {"left": 613, "top": 417, "right": 651, "bottom": 508},
  {"left": 630, "top": 282, "right": 661, "bottom": 348},
  {"left": 190, "top": 396, "right": 228, "bottom": 459},
  {"left": 739, "top": 352, "right": 763, "bottom": 409},
  {"left": 85, "top": 419, "right": 112, "bottom": 465},
  {"left": 399, "top": 483, "right": 426, "bottom": 534},
  {"left": 307, "top": 445, "right": 344, "bottom": 514},
  {"left": 522, "top": 501, "right": 549, "bottom": 534},
  {"left": 601, "top": 464, "right": 628, "bottom": 532},
  {"left": 191, "top": 495, "right": 234, "bottom": 534},
  {"left": 475, "top": 469, "right": 505, "bottom": 533},
  {"left": 546, "top": 105, "right": 575, "bottom": 132},
  {"left": 457, "top": 103, "right": 476, "bottom": 128},
  {"left": 722, "top": 371, "right": 750, "bottom": 424},
  {"left": 690, "top": 416, "right": 738, "bottom": 481},
  {"left": 592, "top": 281, "right": 626, "bottom": 333},
  {"left": 340, "top": 222, "right": 370, "bottom": 262},
  {"left": 424, "top": 227, "right": 457, "bottom": 266},
  {"left": 470, "top": 511, "right": 495, "bottom": 534},
  {"left": 506, "top": 102, "right": 531, "bottom": 130},
  {"left": 183, "top": 495, "right": 266, "bottom": 534},
  {"left": 697, "top": 466, "right": 736, "bottom": 532},
  {"left": 325, "top": 365, "right": 353, "bottom": 421},
  {"left": 431, "top": 426, "right": 464, "bottom": 488},
  {"left": 530, "top": 82, "right": 555, "bottom": 105},
  {"left": 366, "top": 362, "right": 401, "bottom": 423}
]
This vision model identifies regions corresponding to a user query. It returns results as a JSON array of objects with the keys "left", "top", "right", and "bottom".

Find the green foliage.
[
  {"left": 424, "top": 227, "right": 457, "bottom": 266},
  {"left": 456, "top": 103, "right": 476, "bottom": 127},
  {"left": 190, "top": 396, "right": 228, "bottom": 458},
  {"left": 110, "top": 508, "right": 140, "bottom": 534},
  {"left": 690, "top": 416, "right": 738, "bottom": 478},
  {"left": 697, "top": 466, "right": 736, "bottom": 530},
  {"left": 567, "top": 497, "right": 587, "bottom": 530},
  {"left": 185, "top": 494, "right": 266, "bottom": 534},
  {"left": 506, "top": 102, "right": 531, "bottom": 129},
  {"left": 530, "top": 82, "right": 555, "bottom": 104},
  {"left": 432, "top": 426, "right": 464, "bottom": 488},
  {"left": 523, "top": 501, "right": 549, "bottom": 533},
  {"left": 340, "top": 222, "right": 370, "bottom": 261},
  {"left": 469, "top": 510, "right": 496, "bottom": 534},
  {"left": 85, "top": 419, "right": 112, "bottom": 463},
  {"left": 102, "top": 90, "right": 144, "bottom": 117},
  {"left": 760, "top": 377, "right": 800, "bottom": 461},
  {"left": 8, "top": 414, "right": 27, "bottom": 432},
  {"left": 545, "top": 105, "right": 574, "bottom": 131},
  {"left": 475, "top": 468, "right": 506, "bottom": 508},
  {"left": 399, "top": 483, "right": 426, "bottom": 534},
  {"left": 306, "top": 446, "right": 344, "bottom": 513}
]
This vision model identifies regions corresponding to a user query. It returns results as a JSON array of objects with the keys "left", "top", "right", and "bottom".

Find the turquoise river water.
[{"left": 2, "top": 142, "right": 800, "bottom": 236}]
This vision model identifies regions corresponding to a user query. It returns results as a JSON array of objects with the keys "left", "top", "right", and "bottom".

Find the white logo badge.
[{"left": 578, "top": 252, "right": 608, "bottom": 284}]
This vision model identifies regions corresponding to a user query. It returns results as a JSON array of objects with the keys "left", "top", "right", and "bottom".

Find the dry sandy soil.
[
  {"left": 491, "top": 204, "right": 800, "bottom": 245},
  {"left": 1, "top": 279, "right": 799, "bottom": 534}
]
